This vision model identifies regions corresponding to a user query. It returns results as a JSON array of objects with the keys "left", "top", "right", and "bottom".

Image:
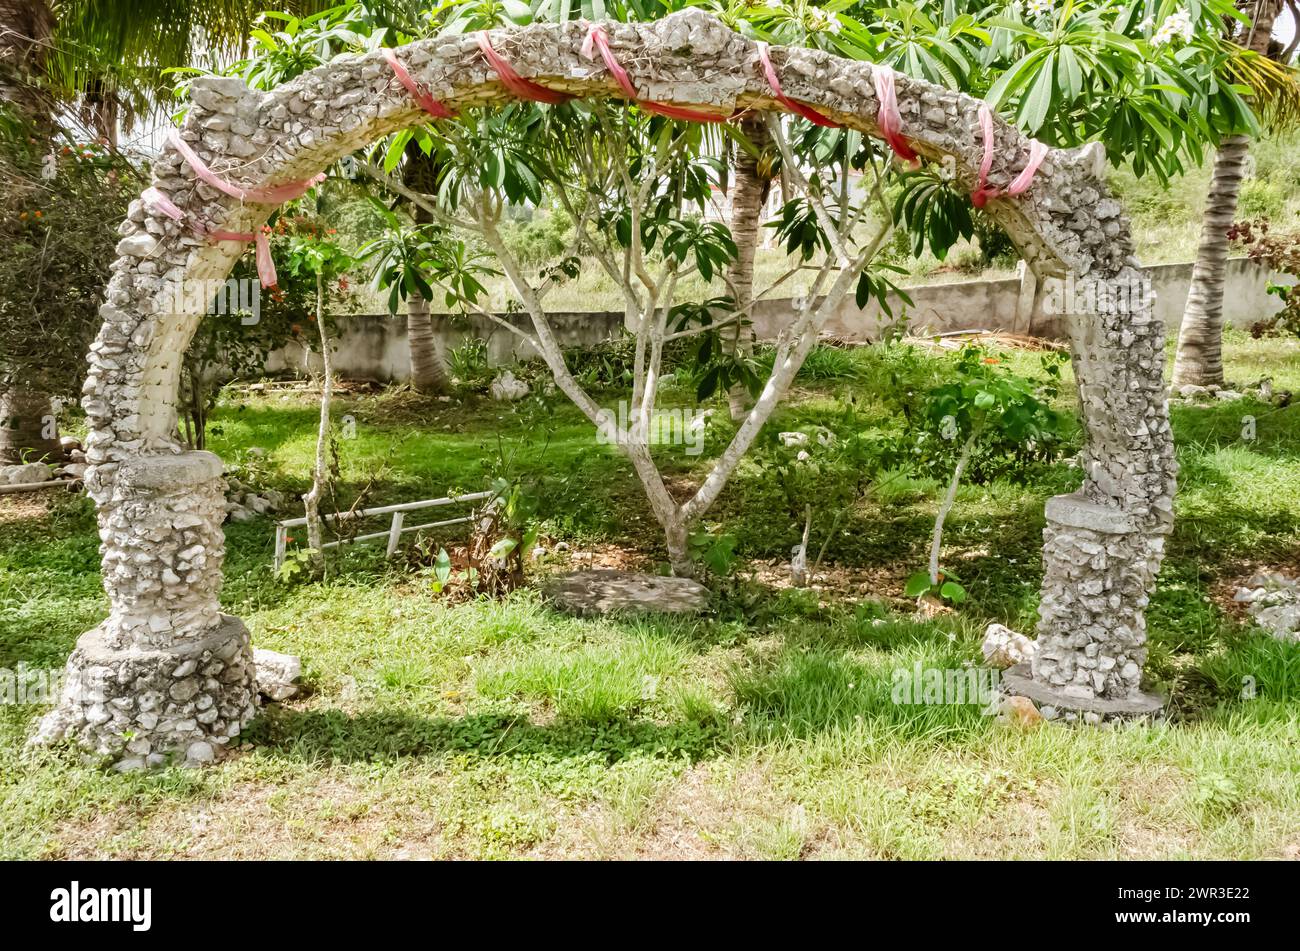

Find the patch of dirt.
[
  {"left": 0, "top": 494, "right": 51, "bottom": 526},
  {"left": 744, "top": 557, "right": 914, "bottom": 609},
  {"left": 54, "top": 774, "right": 449, "bottom": 860},
  {"left": 532, "top": 541, "right": 654, "bottom": 574},
  {"left": 529, "top": 763, "right": 796, "bottom": 860}
]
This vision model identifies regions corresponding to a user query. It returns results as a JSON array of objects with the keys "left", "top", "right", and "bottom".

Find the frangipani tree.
[{"left": 384, "top": 95, "right": 900, "bottom": 572}]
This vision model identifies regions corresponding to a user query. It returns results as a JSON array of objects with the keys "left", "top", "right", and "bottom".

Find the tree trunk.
[
  {"left": 0, "top": 0, "right": 54, "bottom": 124},
  {"left": 406, "top": 289, "right": 452, "bottom": 394},
  {"left": 930, "top": 432, "right": 977, "bottom": 586},
  {"left": 1173, "top": 2, "right": 1281, "bottom": 387},
  {"left": 663, "top": 515, "right": 692, "bottom": 577},
  {"left": 404, "top": 161, "right": 453, "bottom": 395},
  {"left": 724, "top": 115, "right": 772, "bottom": 421},
  {"left": 303, "top": 273, "right": 333, "bottom": 574},
  {"left": 0, "top": 385, "right": 58, "bottom": 463}
]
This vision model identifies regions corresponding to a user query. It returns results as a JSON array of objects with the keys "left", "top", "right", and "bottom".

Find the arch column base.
[
  {"left": 1031, "top": 493, "right": 1168, "bottom": 709},
  {"left": 1001, "top": 664, "right": 1163, "bottom": 724},
  {"left": 32, "top": 614, "right": 258, "bottom": 767}
]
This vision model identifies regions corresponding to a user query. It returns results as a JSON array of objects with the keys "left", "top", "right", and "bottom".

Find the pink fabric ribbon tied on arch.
[
  {"left": 970, "top": 103, "right": 1049, "bottom": 208},
  {"left": 755, "top": 42, "right": 838, "bottom": 128},
  {"left": 165, "top": 129, "right": 326, "bottom": 287},
  {"left": 580, "top": 24, "right": 729, "bottom": 123},
  {"left": 382, "top": 47, "right": 457, "bottom": 120}
]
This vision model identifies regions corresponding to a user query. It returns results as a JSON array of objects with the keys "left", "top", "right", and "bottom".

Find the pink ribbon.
[
  {"left": 580, "top": 24, "right": 727, "bottom": 123},
  {"left": 165, "top": 129, "right": 329, "bottom": 287},
  {"left": 168, "top": 129, "right": 324, "bottom": 204},
  {"left": 209, "top": 229, "right": 278, "bottom": 288},
  {"left": 142, "top": 184, "right": 277, "bottom": 286},
  {"left": 756, "top": 42, "right": 838, "bottom": 128},
  {"left": 383, "top": 47, "right": 456, "bottom": 119},
  {"left": 142, "top": 186, "right": 184, "bottom": 220},
  {"left": 872, "top": 66, "right": 920, "bottom": 168},
  {"left": 476, "top": 31, "right": 572, "bottom": 105},
  {"left": 971, "top": 104, "right": 1048, "bottom": 208}
]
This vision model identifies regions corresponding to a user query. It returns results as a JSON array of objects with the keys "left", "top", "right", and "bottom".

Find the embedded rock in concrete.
[
  {"left": 33, "top": 614, "right": 257, "bottom": 762},
  {"left": 254, "top": 647, "right": 303, "bottom": 701},
  {"left": 490, "top": 370, "right": 530, "bottom": 402},
  {"left": 1033, "top": 494, "right": 1168, "bottom": 705},
  {"left": 33, "top": 451, "right": 259, "bottom": 761},
  {"left": 43, "top": 9, "right": 1176, "bottom": 759},
  {"left": 544, "top": 570, "right": 710, "bottom": 617},
  {"left": 982, "top": 623, "right": 1036, "bottom": 669}
]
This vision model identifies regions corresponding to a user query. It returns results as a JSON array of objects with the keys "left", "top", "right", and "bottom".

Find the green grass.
[{"left": 2, "top": 330, "right": 1299, "bottom": 859}]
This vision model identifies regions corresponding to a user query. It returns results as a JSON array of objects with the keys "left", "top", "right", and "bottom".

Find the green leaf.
[{"left": 905, "top": 570, "right": 933, "bottom": 598}]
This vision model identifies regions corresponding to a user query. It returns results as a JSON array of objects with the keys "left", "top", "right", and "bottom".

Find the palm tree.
[
  {"left": 401, "top": 143, "right": 453, "bottom": 394},
  {"left": 1173, "top": 1, "right": 1292, "bottom": 387}
]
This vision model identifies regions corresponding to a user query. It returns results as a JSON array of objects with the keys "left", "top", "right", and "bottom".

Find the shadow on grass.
[{"left": 243, "top": 705, "right": 726, "bottom": 766}]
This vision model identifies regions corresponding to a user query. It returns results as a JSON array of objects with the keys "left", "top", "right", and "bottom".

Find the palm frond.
[{"left": 1224, "top": 44, "right": 1300, "bottom": 132}]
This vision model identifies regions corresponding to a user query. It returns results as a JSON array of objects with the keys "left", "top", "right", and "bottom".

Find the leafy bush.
[
  {"left": 1228, "top": 219, "right": 1300, "bottom": 337},
  {"left": 0, "top": 123, "right": 133, "bottom": 400},
  {"left": 448, "top": 337, "right": 494, "bottom": 392},
  {"left": 499, "top": 207, "right": 574, "bottom": 266},
  {"left": 906, "top": 346, "right": 1071, "bottom": 484},
  {"left": 1238, "top": 179, "right": 1285, "bottom": 220}
]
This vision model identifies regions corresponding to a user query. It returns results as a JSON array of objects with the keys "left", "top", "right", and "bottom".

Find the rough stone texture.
[
  {"left": 0, "top": 462, "right": 54, "bottom": 485},
  {"left": 981, "top": 623, "right": 1036, "bottom": 669},
  {"left": 254, "top": 648, "right": 303, "bottom": 701},
  {"left": 544, "top": 570, "right": 710, "bottom": 616},
  {"left": 1234, "top": 571, "right": 1300, "bottom": 642},
  {"left": 33, "top": 450, "right": 259, "bottom": 759},
  {"left": 40, "top": 10, "right": 1176, "bottom": 759},
  {"left": 33, "top": 615, "right": 257, "bottom": 766},
  {"left": 1001, "top": 663, "right": 1163, "bottom": 722}
]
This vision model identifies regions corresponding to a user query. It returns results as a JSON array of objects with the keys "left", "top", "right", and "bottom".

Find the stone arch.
[{"left": 37, "top": 10, "right": 1175, "bottom": 764}]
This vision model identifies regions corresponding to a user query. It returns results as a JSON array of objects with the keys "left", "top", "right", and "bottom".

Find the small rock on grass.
[
  {"left": 996, "top": 695, "right": 1043, "bottom": 728},
  {"left": 982, "top": 622, "right": 1037, "bottom": 669},
  {"left": 254, "top": 648, "right": 303, "bottom": 701}
]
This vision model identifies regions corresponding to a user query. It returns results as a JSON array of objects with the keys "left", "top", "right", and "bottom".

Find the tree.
[
  {"left": 280, "top": 230, "right": 353, "bottom": 572},
  {"left": 0, "top": 127, "right": 133, "bottom": 462},
  {"left": 1173, "top": 1, "right": 1295, "bottom": 387},
  {"left": 0, "top": 0, "right": 342, "bottom": 461},
  {"left": 371, "top": 92, "right": 900, "bottom": 573},
  {"left": 401, "top": 144, "right": 454, "bottom": 393}
]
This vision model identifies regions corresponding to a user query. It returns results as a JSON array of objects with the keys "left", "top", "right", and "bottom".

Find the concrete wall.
[
  {"left": 271, "top": 258, "right": 1291, "bottom": 381},
  {"left": 267, "top": 310, "right": 625, "bottom": 381}
]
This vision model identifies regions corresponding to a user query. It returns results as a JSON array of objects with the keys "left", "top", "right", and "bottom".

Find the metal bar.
[
  {"left": 386, "top": 511, "right": 405, "bottom": 559},
  {"left": 275, "top": 491, "right": 493, "bottom": 528},
  {"left": 402, "top": 516, "right": 474, "bottom": 533},
  {"left": 0, "top": 480, "right": 70, "bottom": 495}
]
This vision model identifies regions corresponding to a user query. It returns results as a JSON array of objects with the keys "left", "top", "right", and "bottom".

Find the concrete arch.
[{"left": 38, "top": 10, "right": 1175, "bottom": 764}]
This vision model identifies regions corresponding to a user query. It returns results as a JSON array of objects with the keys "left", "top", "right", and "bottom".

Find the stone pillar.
[
  {"left": 34, "top": 451, "right": 258, "bottom": 767},
  {"left": 1005, "top": 265, "right": 1175, "bottom": 721}
]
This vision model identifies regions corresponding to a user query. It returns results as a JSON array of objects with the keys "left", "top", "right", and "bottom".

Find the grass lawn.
[{"left": 2, "top": 329, "right": 1299, "bottom": 860}]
